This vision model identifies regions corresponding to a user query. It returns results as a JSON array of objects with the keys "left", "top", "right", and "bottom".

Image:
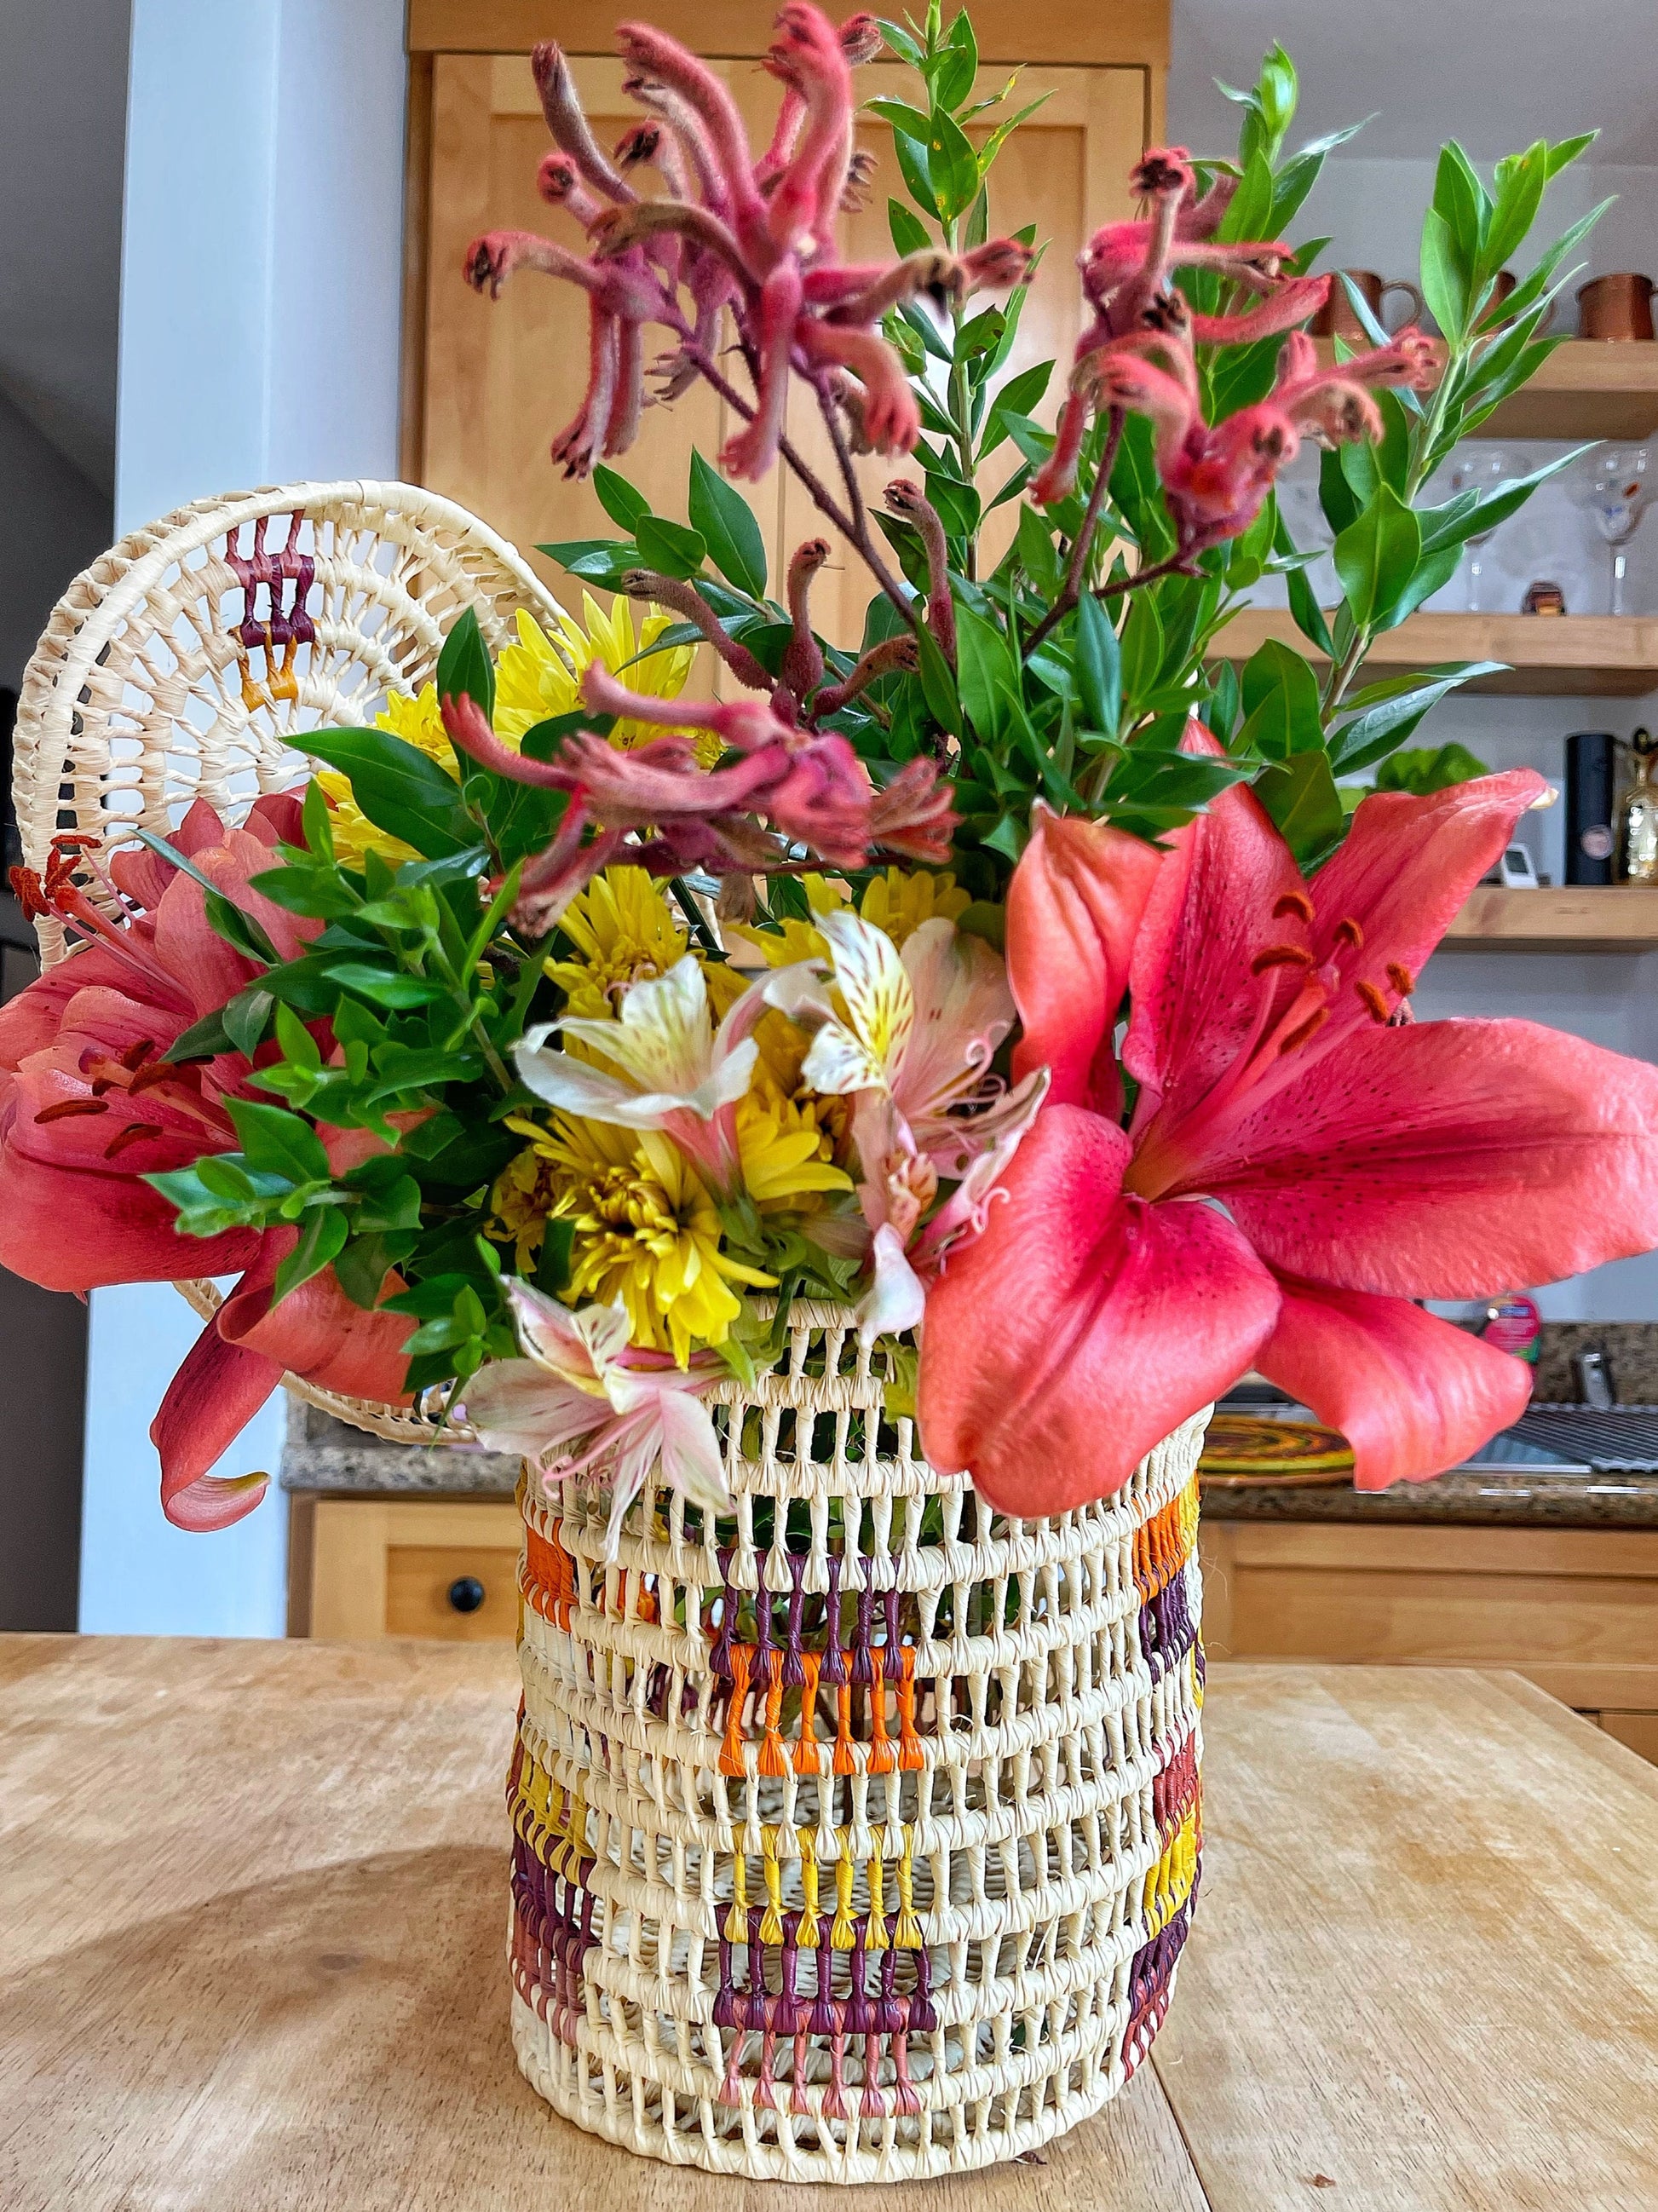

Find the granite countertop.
[{"left": 279, "top": 1321, "right": 1658, "bottom": 1529}]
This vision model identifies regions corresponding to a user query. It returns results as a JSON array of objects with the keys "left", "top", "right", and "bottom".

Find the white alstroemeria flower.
[
  {"left": 463, "top": 1281, "right": 729, "bottom": 1558},
  {"left": 515, "top": 954, "right": 763, "bottom": 1195}
]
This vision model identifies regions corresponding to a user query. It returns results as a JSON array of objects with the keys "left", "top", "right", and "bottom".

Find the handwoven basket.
[
  {"left": 510, "top": 1302, "right": 1207, "bottom": 2180},
  {"left": 12, "top": 479, "right": 566, "bottom": 1446}
]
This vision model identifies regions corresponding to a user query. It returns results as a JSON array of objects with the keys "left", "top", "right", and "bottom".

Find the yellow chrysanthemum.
[
  {"left": 735, "top": 868, "right": 970, "bottom": 969},
  {"left": 495, "top": 601, "right": 711, "bottom": 763},
  {"left": 489, "top": 1115, "right": 771, "bottom": 1363},
  {"left": 544, "top": 866, "right": 688, "bottom": 1018},
  {"left": 859, "top": 866, "right": 971, "bottom": 946},
  {"left": 735, "top": 1072, "right": 852, "bottom": 1214},
  {"left": 314, "top": 682, "right": 453, "bottom": 867}
]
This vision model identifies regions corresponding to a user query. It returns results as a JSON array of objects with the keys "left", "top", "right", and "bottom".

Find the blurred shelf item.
[
  {"left": 1211, "top": 608, "right": 1658, "bottom": 696},
  {"left": 1312, "top": 337, "right": 1658, "bottom": 440},
  {"left": 1443, "top": 885, "right": 1658, "bottom": 952}
]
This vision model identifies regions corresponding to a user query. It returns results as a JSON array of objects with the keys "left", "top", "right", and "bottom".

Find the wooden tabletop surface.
[{"left": 2, "top": 1639, "right": 1654, "bottom": 2212}]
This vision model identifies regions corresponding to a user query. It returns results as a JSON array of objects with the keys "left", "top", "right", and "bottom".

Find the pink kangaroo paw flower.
[
  {"left": 537, "top": 153, "right": 607, "bottom": 232},
  {"left": 1189, "top": 273, "right": 1330, "bottom": 344},
  {"left": 440, "top": 693, "right": 580, "bottom": 790},
  {"left": 884, "top": 480, "right": 955, "bottom": 664},
  {"left": 616, "top": 23, "right": 769, "bottom": 246},
  {"left": 532, "top": 42, "right": 635, "bottom": 204},
  {"left": 1085, "top": 350, "right": 1198, "bottom": 474},
  {"left": 613, "top": 119, "right": 692, "bottom": 199},
  {"left": 581, "top": 662, "right": 782, "bottom": 752},
  {"left": 1031, "top": 390, "right": 1092, "bottom": 508},
  {"left": 620, "top": 569, "right": 774, "bottom": 692},
  {"left": 1177, "top": 167, "right": 1237, "bottom": 241},
  {"left": 607, "top": 319, "right": 646, "bottom": 454},
  {"left": 796, "top": 321, "right": 919, "bottom": 456},
  {"left": 552, "top": 307, "right": 621, "bottom": 478},
  {"left": 811, "top": 634, "right": 918, "bottom": 717},
  {"left": 763, "top": 3, "right": 855, "bottom": 252},
  {"left": 866, "top": 755, "right": 958, "bottom": 865},
  {"left": 722, "top": 261, "right": 805, "bottom": 478},
  {"left": 840, "top": 147, "right": 879, "bottom": 212},
  {"left": 783, "top": 539, "right": 831, "bottom": 700},
  {"left": 590, "top": 199, "right": 752, "bottom": 291},
  {"left": 463, "top": 228, "right": 589, "bottom": 301}
]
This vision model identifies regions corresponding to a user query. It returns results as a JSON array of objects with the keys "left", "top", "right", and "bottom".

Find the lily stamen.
[
  {"left": 1250, "top": 943, "right": 1314, "bottom": 973},
  {"left": 1354, "top": 979, "right": 1390, "bottom": 1023},
  {"left": 1272, "top": 890, "right": 1315, "bottom": 925}
]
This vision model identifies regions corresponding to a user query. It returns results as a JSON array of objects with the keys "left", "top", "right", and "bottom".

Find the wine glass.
[
  {"left": 1442, "top": 446, "right": 1512, "bottom": 612},
  {"left": 1572, "top": 446, "right": 1651, "bottom": 615}
]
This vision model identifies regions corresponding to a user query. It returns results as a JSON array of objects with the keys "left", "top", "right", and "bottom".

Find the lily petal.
[
  {"left": 1123, "top": 775, "right": 1309, "bottom": 1138},
  {"left": 917, "top": 1104, "right": 1281, "bottom": 1514},
  {"left": 1008, "top": 804, "right": 1163, "bottom": 1120},
  {"left": 150, "top": 1316, "right": 280, "bottom": 1530},
  {"left": 1307, "top": 770, "right": 1546, "bottom": 1017},
  {"left": 1257, "top": 1278, "right": 1532, "bottom": 1489},
  {"left": 1200, "top": 1017, "right": 1658, "bottom": 1299}
]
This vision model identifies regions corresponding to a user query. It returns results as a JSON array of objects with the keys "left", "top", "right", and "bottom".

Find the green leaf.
[
  {"left": 226, "top": 1099, "right": 331, "bottom": 1186},
  {"left": 222, "top": 988, "right": 274, "bottom": 1058},
  {"left": 1333, "top": 485, "right": 1422, "bottom": 632},
  {"left": 924, "top": 107, "right": 979, "bottom": 221},
  {"left": 687, "top": 449, "right": 766, "bottom": 598},
  {"left": 1013, "top": 500, "right": 1062, "bottom": 596},
  {"left": 535, "top": 539, "right": 642, "bottom": 589},
  {"left": 169, "top": 1005, "right": 235, "bottom": 1063},
  {"left": 1484, "top": 141, "right": 1548, "bottom": 279},
  {"left": 1419, "top": 206, "right": 1469, "bottom": 343},
  {"left": 872, "top": 15, "right": 923, "bottom": 66},
  {"left": 325, "top": 963, "right": 448, "bottom": 1007},
  {"left": 892, "top": 126, "right": 939, "bottom": 218},
  {"left": 1328, "top": 663, "right": 1508, "bottom": 775},
  {"left": 913, "top": 619, "right": 961, "bottom": 735},
  {"left": 1253, "top": 751, "right": 1344, "bottom": 867},
  {"left": 1375, "top": 740, "right": 1492, "bottom": 794},
  {"left": 300, "top": 728, "right": 475, "bottom": 859},
  {"left": 1236, "top": 638, "right": 1323, "bottom": 760},
  {"left": 591, "top": 465, "right": 651, "bottom": 533},
  {"left": 955, "top": 605, "right": 1017, "bottom": 738},
  {"left": 1074, "top": 593, "right": 1121, "bottom": 739},
  {"left": 888, "top": 195, "right": 931, "bottom": 257},
  {"left": 1118, "top": 593, "right": 1164, "bottom": 713},
  {"left": 977, "top": 359, "right": 1052, "bottom": 459},
  {"left": 301, "top": 778, "right": 335, "bottom": 863},
  {"left": 973, "top": 94, "right": 1049, "bottom": 177},
  {"left": 534, "top": 1214, "right": 575, "bottom": 1295},
  {"left": 635, "top": 513, "right": 707, "bottom": 579},
  {"left": 930, "top": 9, "right": 976, "bottom": 107},
  {"left": 868, "top": 96, "right": 932, "bottom": 141},
  {"left": 273, "top": 1205, "right": 350, "bottom": 1306},
  {"left": 435, "top": 607, "right": 495, "bottom": 724}
]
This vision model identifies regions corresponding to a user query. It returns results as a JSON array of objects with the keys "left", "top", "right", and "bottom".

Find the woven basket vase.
[{"left": 510, "top": 1301, "right": 1208, "bottom": 2180}]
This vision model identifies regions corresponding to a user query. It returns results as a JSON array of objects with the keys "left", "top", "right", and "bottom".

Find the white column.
[{"left": 87, "top": 0, "right": 405, "bottom": 1633}]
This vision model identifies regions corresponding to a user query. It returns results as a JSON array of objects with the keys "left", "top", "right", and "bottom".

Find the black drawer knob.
[{"left": 447, "top": 1575, "right": 486, "bottom": 1615}]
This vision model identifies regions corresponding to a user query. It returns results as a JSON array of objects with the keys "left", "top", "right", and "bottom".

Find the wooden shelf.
[
  {"left": 1442, "top": 886, "right": 1658, "bottom": 953},
  {"left": 1211, "top": 608, "right": 1658, "bottom": 696},
  {"left": 1314, "top": 337, "right": 1658, "bottom": 441}
]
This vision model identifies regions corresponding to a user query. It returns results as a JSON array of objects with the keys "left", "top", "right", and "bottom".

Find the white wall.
[{"left": 89, "top": 0, "right": 406, "bottom": 1635}]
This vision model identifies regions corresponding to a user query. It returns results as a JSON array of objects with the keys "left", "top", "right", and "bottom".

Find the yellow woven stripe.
[{"left": 1142, "top": 1806, "right": 1199, "bottom": 1937}]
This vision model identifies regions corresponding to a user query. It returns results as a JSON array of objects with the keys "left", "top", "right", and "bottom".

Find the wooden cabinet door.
[
  {"left": 422, "top": 53, "right": 785, "bottom": 626},
  {"left": 777, "top": 62, "right": 1148, "bottom": 648}
]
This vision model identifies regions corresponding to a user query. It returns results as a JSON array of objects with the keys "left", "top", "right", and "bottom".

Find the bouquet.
[{"left": 6, "top": 8, "right": 1657, "bottom": 1546}]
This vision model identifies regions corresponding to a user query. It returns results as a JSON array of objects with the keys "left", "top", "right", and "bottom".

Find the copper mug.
[
  {"left": 1311, "top": 268, "right": 1425, "bottom": 342},
  {"left": 1480, "top": 268, "right": 1556, "bottom": 331},
  {"left": 1577, "top": 273, "right": 1655, "bottom": 342}
]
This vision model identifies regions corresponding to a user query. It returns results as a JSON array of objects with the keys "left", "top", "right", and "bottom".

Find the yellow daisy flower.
[
  {"left": 488, "top": 1115, "right": 772, "bottom": 1363},
  {"left": 735, "top": 1070, "right": 852, "bottom": 1214},
  {"left": 544, "top": 867, "right": 688, "bottom": 1019},
  {"left": 494, "top": 601, "right": 710, "bottom": 762}
]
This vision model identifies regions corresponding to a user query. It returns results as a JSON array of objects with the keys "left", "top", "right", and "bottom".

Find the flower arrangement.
[{"left": 5, "top": 8, "right": 1657, "bottom": 1553}]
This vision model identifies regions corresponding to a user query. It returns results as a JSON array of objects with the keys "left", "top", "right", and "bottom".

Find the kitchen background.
[{"left": 4, "top": 0, "right": 1658, "bottom": 1637}]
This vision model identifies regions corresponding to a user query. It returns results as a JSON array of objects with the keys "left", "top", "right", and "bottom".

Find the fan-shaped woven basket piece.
[
  {"left": 11, "top": 479, "right": 567, "bottom": 1444},
  {"left": 510, "top": 1302, "right": 1207, "bottom": 2180}
]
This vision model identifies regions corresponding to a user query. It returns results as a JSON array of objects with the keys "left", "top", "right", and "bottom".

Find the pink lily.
[
  {"left": 0, "top": 803, "right": 413, "bottom": 1529},
  {"left": 463, "top": 1281, "right": 729, "bottom": 1557},
  {"left": 917, "top": 770, "right": 1658, "bottom": 1512}
]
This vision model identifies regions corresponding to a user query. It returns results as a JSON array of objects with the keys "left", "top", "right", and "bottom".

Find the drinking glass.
[
  {"left": 1443, "top": 446, "right": 1512, "bottom": 612},
  {"left": 1572, "top": 446, "right": 1651, "bottom": 615}
]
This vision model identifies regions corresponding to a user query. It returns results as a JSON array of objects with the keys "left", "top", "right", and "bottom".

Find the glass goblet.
[
  {"left": 1442, "top": 447, "right": 1512, "bottom": 613},
  {"left": 1573, "top": 446, "right": 1651, "bottom": 616}
]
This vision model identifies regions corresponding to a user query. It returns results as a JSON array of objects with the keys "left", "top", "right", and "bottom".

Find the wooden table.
[{"left": 2, "top": 1641, "right": 1655, "bottom": 2211}]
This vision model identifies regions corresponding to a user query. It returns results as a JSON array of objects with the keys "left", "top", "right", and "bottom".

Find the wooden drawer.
[
  {"left": 1198, "top": 1518, "right": 1658, "bottom": 1715},
  {"left": 289, "top": 1496, "right": 522, "bottom": 1640}
]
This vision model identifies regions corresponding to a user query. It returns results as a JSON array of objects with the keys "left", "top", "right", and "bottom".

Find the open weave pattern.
[
  {"left": 11, "top": 480, "right": 567, "bottom": 1447},
  {"left": 509, "top": 1301, "right": 1207, "bottom": 2180}
]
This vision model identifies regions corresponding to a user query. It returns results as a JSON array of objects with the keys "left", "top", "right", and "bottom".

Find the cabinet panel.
[
  {"left": 385, "top": 1541, "right": 522, "bottom": 1639},
  {"left": 301, "top": 1498, "right": 522, "bottom": 1641}
]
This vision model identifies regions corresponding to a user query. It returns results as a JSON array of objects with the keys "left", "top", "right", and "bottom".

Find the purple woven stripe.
[{"left": 1137, "top": 1567, "right": 1196, "bottom": 1679}]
